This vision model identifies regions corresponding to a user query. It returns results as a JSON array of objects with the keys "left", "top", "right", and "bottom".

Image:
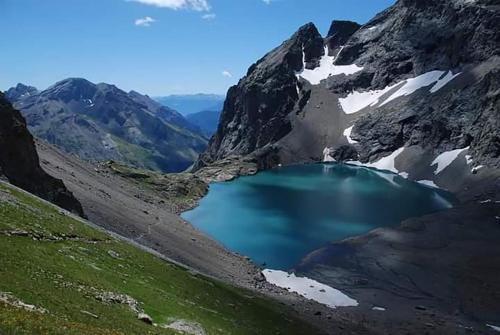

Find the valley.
[{"left": 1, "top": 0, "right": 499, "bottom": 334}]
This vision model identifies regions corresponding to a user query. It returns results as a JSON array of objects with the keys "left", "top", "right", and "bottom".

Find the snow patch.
[
  {"left": 364, "top": 147, "right": 405, "bottom": 173},
  {"left": 343, "top": 125, "right": 358, "bottom": 144},
  {"left": 465, "top": 155, "right": 473, "bottom": 165},
  {"left": 380, "top": 71, "right": 446, "bottom": 106},
  {"left": 431, "top": 147, "right": 469, "bottom": 175},
  {"left": 323, "top": 147, "right": 335, "bottom": 162},
  {"left": 487, "top": 324, "right": 500, "bottom": 332},
  {"left": 430, "top": 71, "right": 461, "bottom": 93},
  {"left": 339, "top": 70, "right": 461, "bottom": 114},
  {"left": 83, "top": 98, "right": 95, "bottom": 107},
  {"left": 262, "top": 269, "right": 358, "bottom": 308},
  {"left": 372, "top": 306, "right": 386, "bottom": 311},
  {"left": 418, "top": 180, "right": 439, "bottom": 188},
  {"left": 472, "top": 165, "right": 484, "bottom": 173},
  {"left": 399, "top": 172, "right": 409, "bottom": 179},
  {"left": 339, "top": 84, "right": 397, "bottom": 114},
  {"left": 297, "top": 46, "right": 363, "bottom": 85}
]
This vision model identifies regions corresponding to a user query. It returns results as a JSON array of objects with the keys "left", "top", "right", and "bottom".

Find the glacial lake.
[{"left": 182, "top": 163, "right": 455, "bottom": 270}]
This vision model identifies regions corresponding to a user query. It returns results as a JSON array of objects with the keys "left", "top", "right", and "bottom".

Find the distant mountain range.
[
  {"left": 185, "top": 110, "right": 222, "bottom": 138},
  {"left": 7, "top": 79, "right": 208, "bottom": 172},
  {"left": 155, "top": 94, "right": 225, "bottom": 116}
]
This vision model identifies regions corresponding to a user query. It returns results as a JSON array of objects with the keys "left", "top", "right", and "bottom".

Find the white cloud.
[
  {"left": 262, "top": 0, "right": 272, "bottom": 4},
  {"left": 135, "top": 16, "right": 156, "bottom": 26},
  {"left": 129, "top": 0, "right": 210, "bottom": 11},
  {"left": 201, "top": 13, "right": 216, "bottom": 20},
  {"left": 222, "top": 70, "right": 232, "bottom": 78}
]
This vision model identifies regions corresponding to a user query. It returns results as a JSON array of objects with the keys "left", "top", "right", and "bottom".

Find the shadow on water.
[{"left": 182, "top": 163, "right": 456, "bottom": 270}]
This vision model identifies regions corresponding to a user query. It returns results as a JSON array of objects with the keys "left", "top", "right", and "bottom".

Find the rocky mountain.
[
  {"left": 0, "top": 92, "right": 83, "bottom": 216},
  {"left": 196, "top": 0, "right": 500, "bottom": 190},
  {"left": 5, "top": 83, "right": 38, "bottom": 101},
  {"left": 9, "top": 78, "right": 208, "bottom": 173},
  {"left": 185, "top": 109, "right": 221, "bottom": 137},
  {"left": 155, "top": 94, "right": 225, "bottom": 116}
]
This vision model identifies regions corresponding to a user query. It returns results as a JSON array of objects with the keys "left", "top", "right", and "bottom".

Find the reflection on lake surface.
[{"left": 182, "top": 163, "right": 455, "bottom": 270}]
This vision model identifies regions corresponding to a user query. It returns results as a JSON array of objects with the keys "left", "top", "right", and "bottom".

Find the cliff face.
[
  {"left": 196, "top": 23, "right": 327, "bottom": 168},
  {"left": 0, "top": 92, "right": 84, "bottom": 216},
  {"left": 196, "top": 0, "right": 500, "bottom": 189}
]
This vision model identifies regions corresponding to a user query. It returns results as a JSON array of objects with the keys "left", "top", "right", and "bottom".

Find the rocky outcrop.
[
  {"left": 0, "top": 92, "right": 84, "bottom": 216},
  {"left": 325, "top": 20, "right": 361, "bottom": 52},
  {"left": 331, "top": 145, "right": 358, "bottom": 162},
  {"left": 10, "top": 78, "right": 207, "bottom": 173}
]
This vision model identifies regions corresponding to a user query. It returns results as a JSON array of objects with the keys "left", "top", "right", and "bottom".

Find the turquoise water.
[{"left": 182, "top": 163, "right": 455, "bottom": 270}]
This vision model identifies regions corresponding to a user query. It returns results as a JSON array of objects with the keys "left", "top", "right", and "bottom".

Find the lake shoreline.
[
  {"left": 192, "top": 158, "right": 500, "bottom": 333},
  {"left": 39, "top": 140, "right": 500, "bottom": 334},
  {"left": 185, "top": 162, "right": 456, "bottom": 270}
]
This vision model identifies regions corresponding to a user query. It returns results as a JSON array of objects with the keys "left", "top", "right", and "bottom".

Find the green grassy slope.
[{"left": 0, "top": 182, "right": 320, "bottom": 335}]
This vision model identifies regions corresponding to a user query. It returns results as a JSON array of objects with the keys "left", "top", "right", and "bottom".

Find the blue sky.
[{"left": 0, "top": 0, "right": 395, "bottom": 96}]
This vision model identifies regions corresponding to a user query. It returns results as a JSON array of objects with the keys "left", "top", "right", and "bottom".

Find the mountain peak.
[
  {"left": 296, "top": 22, "right": 319, "bottom": 35},
  {"left": 5, "top": 83, "right": 38, "bottom": 102},
  {"left": 326, "top": 20, "right": 361, "bottom": 53},
  {"left": 128, "top": 90, "right": 146, "bottom": 98},
  {"left": 327, "top": 20, "right": 360, "bottom": 47},
  {"left": 327, "top": 20, "right": 360, "bottom": 38},
  {"left": 292, "top": 22, "right": 323, "bottom": 44},
  {"left": 53, "top": 77, "right": 94, "bottom": 87},
  {"left": 43, "top": 78, "right": 98, "bottom": 103},
  {"left": 14, "top": 83, "right": 36, "bottom": 91},
  {"left": 287, "top": 22, "right": 324, "bottom": 70}
]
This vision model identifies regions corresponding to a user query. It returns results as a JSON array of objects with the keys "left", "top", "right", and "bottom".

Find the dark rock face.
[
  {"left": 326, "top": 20, "right": 361, "bottom": 52},
  {"left": 195, "top": 23, "right": 329, "bottom": 169},
  {"left": 0, "top": 92, "right": 84, "bottom": 216},
  {"left": 331, "top": 145, "right": 358, "bottom": 162},
  {"left": 11, "top": 78, "right": 208, "bottom": 172}
]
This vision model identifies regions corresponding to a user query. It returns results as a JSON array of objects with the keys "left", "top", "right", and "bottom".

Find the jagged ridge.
[{"left": 10, "top": 78, "right": 208, "bottom": 172}]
